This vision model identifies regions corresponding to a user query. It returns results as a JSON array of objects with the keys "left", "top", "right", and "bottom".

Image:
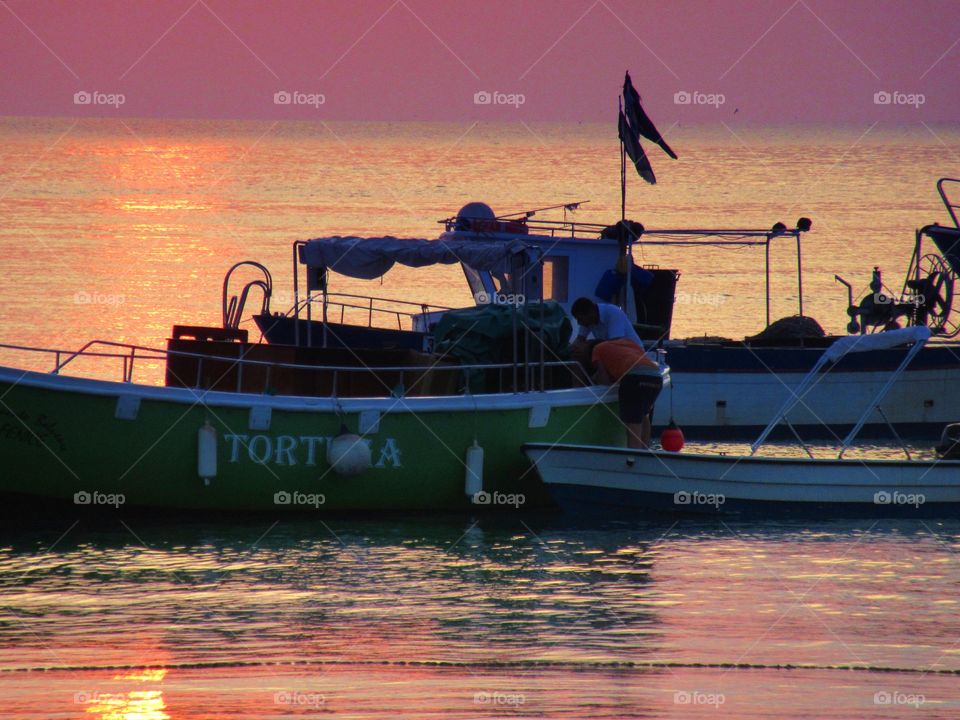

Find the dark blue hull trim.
[{"left": 665, "top": 341, "right": 960, "bottom": 373}]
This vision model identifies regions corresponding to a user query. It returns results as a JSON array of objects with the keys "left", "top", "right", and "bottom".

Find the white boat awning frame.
[{"left": 751, "top": 326, "right": 932, "bottom": 455}]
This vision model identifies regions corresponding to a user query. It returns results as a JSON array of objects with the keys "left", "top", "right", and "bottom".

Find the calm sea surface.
[{"left": 1, "top": 118, "right": 959, "bottom": 718}]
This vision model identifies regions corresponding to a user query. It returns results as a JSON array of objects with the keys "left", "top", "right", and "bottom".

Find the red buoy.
[{"left": 660, "top": 420, "right": 685, "bottom": 452}]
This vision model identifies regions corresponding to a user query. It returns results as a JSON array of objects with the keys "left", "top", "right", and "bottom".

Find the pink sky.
[{"left": 1, "top": 0, "right": 959, "bottom": 123}]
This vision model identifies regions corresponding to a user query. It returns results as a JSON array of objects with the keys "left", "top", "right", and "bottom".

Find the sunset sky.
[{"left": 2, "top": 0, "right": 959, "bottom": 123}]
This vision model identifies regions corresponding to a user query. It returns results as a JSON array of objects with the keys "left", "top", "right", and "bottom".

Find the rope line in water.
[{"left": 1, "top": 660, "right": 957, "bottom": 675}]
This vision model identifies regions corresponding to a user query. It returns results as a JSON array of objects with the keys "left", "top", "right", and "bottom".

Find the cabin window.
[
  {"left": 462, "top": 263, "right": 523, "bottom": 302},
  {"left": 542, "top": 256, "right": 569, "bottom": 302},
  {"left": 462, "top": 264, "right": 491, "bottom": 301}
]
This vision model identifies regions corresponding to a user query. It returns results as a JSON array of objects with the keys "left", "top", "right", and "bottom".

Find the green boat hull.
[{"left": 0, "top": 367, "right": 622, "bottom": 511}]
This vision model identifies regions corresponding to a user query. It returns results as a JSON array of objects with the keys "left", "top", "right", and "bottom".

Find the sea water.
[{"left": 0, "top": 119, "right": 959, "bottom": 718}]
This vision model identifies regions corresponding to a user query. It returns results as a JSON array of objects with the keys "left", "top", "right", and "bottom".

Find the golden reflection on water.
[
  {"left": 82, "top": 669, "right": 169, "bottom": 720},
  {"left": 116, "top": 198, "right": 211, "bottom": 214}
]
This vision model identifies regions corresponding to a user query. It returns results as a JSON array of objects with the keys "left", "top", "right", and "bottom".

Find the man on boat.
[
  {"left": 570, "top": 297, "right": 644, "bottom": 347},
  {"left": 571, "top": 298, "right": 661, "bottom": 449},
  {"left": 591, "top": 338, "right": 662, "bottom": 449}
]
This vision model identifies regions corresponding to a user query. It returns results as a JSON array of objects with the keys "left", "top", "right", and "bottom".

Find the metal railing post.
[
  {"left": 128, "top": 347, "right": 136, "bottom": 383},
  {"left": 293, "top": 242, "right": 301, "bottom": 347},
  {"left": 765, "top": 235, "right": 771, "bottom": 328},
  {"left": 796, "top": 231, "right": 804, "bottom": 318},
  {"left": 539, "top": 300, "right": 545, "bottom": 391},
  {"left": 512, "top": 304, "right": 518, "bottom": 392}
]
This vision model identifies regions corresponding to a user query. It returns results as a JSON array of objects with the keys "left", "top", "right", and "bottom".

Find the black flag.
[
  {"left": 619, "top": 109, "right": 655, "bottom": 184},
  {"left": 623, "top": 71, "right": 677, "bottom": 160}
]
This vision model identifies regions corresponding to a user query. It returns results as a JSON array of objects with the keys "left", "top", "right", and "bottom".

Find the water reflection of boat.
[{"left": 526, "top": 327, "right": 960, "bottom": 518}]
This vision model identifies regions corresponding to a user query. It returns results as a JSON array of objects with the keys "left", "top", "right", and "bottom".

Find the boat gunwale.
[
  {"left": 0, "top": 339, "right": 586, "bottom": 377},
  {"left": 0, "top": 364, "right": 617, "bottom": 412},
  {"left": 523, "top": 442, "right": 960, "bottom": 470}
]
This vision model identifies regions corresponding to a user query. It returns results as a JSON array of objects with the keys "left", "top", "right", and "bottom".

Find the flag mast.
[
  {"left": 619, "top": 96, "right": 627, "bottom": 222},
  {"left": 617, "top": 71, "right": 678, "bottom": 319},
  {"left": 619, "top": 71, "right": 677, "bottom": 188}
]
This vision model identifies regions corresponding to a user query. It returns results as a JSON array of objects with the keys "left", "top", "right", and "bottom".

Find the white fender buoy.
[
  {"left": 198, "top": 421, "right": 217, "bottom": 485},
  {"left": 327, "top": 426, "right": 372, "bottom": 476},
  {"left": 465, "top": 440, "right": 484, "bottom": 498}
]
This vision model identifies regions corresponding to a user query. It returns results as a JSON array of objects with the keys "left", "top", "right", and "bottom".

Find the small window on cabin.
[
  {"left": 542, "top": 256, "right": 569, "bottom": 302},
  {"left": 461, "top": 264, "right": 485, "bottom": 298},
  {"left": 491, "top": 272, "right": 517, "bottom": 294}
]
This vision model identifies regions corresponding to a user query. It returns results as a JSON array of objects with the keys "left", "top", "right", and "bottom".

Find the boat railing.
[
  {"left": 440, "top": 216, "right": 809, "bottom": 327},
  {"left": 440, "top": 216, "right": 618, "bottom": 238},
  {"left": 0, "top": 340, "right": 590, "bottom": 397},
  {"left": 222, "top": 261, "right": 273, "bottom": 330},
  {"left": 0, "top": 341, "right": 149, "bottom": 382},
  {"left": 284, "top": 292, "right": 453, "bottom": 331},
  {"left": 937, "top": 177, "right": 960, "bottom": 228}
]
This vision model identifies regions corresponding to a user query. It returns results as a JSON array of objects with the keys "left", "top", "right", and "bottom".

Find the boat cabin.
[
  {"left": 246, "top": 201, "right": 681, "bottom": 353},
  {"left": 436, "top": 202, "right": 680, "bottom": 343}
]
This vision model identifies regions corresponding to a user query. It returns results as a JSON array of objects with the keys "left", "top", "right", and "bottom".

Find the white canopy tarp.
[
  {"left": 822, "top": 325, "right": 932, "bottom": 363},
  {"left": 299, "top": 236, "right": 534, "bottom": 280}
]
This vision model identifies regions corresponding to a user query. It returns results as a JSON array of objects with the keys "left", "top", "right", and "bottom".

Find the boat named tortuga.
[{"left": 223, "top": 433, "right": 403, "bottom": 469}]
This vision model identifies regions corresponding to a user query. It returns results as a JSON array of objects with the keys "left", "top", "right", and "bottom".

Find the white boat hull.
[
  {"left": 666, "top": 367, "right": 957, "bottom": 434},
  {"left": 524, "top": 443, "right": 960, "bottom": 517}
]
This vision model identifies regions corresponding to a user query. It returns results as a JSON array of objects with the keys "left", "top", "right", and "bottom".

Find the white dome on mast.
[{"left": 456, "top": 202, "right": 495, "bottom": 222}]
